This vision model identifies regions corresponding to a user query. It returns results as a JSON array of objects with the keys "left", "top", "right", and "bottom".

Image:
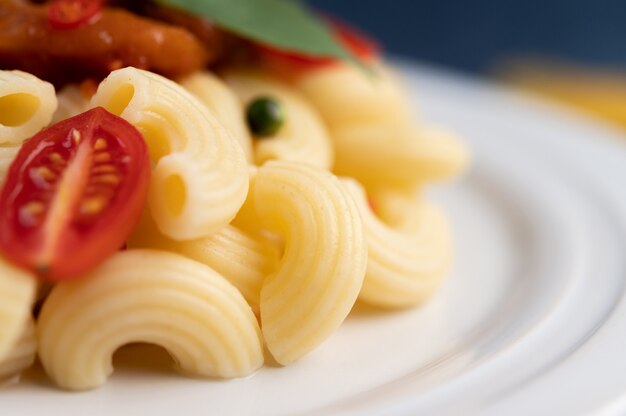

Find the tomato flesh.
[
  {"left": 0, "top": 107, "right": 150, "bottom": 281},
  {"left": 48, "top": 0, "right": 104, "bottom": 30},
  {"left": 258, "top": 18, "right": 380, "bottom": 73}
]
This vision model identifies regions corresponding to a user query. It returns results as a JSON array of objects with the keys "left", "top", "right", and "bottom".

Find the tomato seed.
[
  {"left": 37, "top": 167, "right": 57, "bottom": 181},
  {"left": 71, "top": 128, "right": 81, "bottom": 144},
  {"left": 94, "top": 152, "right": 111, "bottom": 163},
  {"left": 91, "top": 164, "right": 116, "bottom": 174},
  {"left": 80, "top": 196, "right": 106, "bottom": 215},
  {"left": 94, "top": 138, "right": 107, "bottom": 150},
  {"left": 48, "top": 152, "right": 65, "bottom": 166},
  {"left": 93, "top": 174, "right": 120, "bottom": 186}
]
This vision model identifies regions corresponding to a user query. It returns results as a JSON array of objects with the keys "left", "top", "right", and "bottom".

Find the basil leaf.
[{"left": 156, "top": 0, "right": 363, "bottom": 66}]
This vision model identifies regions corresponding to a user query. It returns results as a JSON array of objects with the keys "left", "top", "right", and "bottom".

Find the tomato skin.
[
  {"left": 48, "top": 0, "right": 104, "bottom": 30},
  {"left": 0, "top": 107, "right": 150, "bottom": 281},
  {"left": 258, "top": 18, "right": 380, "bottom": 73}
]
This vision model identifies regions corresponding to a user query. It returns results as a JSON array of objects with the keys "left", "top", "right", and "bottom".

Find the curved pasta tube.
[
  {"left": 293, "top": 63, "right": 411, "bottom": 128},
  {"left": 91, "top": 67, "right": 249, "bottom": 240},
  {"left": 0, "top": 70, "right": 57, "bottom": 146},
  {"left": 343, "top": 180, "right": 451, "bottom": 307},
  {"left": 290, "top": 61, "right": 468, "bottom": 192},
  {"left": 128, "top": 211, "right": 278, "bottom": 312},
  {"left": 179, "top": 71, "right": 253, "bottom": 162},
  {"left": 0, "top": 318, "right": 36, "bottom": 382},
  {"left": 37, "top": 249, "right": 264, "bottom": 391},
  {"left": 366, "top": 188, "right": 419, "bottom": 229},
  {"left": 0, "top": 258, "right": 36, "bottom": 361},
  {"left": 332, "top": 124, "right": 468, "bottom": 189},
  {"left": 253, "top": 161, "right": 366, "bottom": 364},
  {"left": 164, "top": 228, "right": 277, "bottom": 314},
  {"left": 222, "top": 70, "right": 333, "bottom": 170},
  {"left": 52, "top": 84, "right": 91, "bottom": 124},
  {"left": 0, "top": 71, "right": 57, "bottom": 180}
]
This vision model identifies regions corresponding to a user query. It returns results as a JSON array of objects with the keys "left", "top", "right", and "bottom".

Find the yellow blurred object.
[{"left": 499, "top": 60, "right": 626, "bottom": 128}]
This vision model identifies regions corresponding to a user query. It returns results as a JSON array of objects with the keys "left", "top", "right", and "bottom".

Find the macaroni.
[
  {"left": 128, "top": 211, "right": 278, "bottom": 313},
  {"left": 252, "top": 160, "right": 367, "bottom": 364},
  {"left": 343, "top": 179, "right": 451, "bottom": 307},
  {"left": 0, "top": 70, "right": 57, "bottom": 146},
  {"left": 0, "top": 70, "right": 57, "bottom": 179},
  {"left": 179, "top": 71, "right": 254, "bottom": 162},
  {"left": 91, "top": 67, "right": 249, "bottom": 240},
  {"left": 37, "top": 249, "right": 264, "bottom": 390},
  {"left": 0, "top": 318, "right": 36, "bottom": 382},
  {"left": 0, "top": 258, "right": 36, "bottom": 362}
]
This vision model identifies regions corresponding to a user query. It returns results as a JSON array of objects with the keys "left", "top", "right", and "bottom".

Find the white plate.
[{"left": 5, "top": 61, "right": 626, "bottom": 416}]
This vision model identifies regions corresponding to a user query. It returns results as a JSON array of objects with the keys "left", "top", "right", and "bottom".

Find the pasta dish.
[{"left": 0, "top": 0, "right": 468, "bottom": 390}]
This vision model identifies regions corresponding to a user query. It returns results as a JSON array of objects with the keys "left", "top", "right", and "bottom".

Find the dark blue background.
[{"left": 309, "top": 0, "right": 626, "bottom": 72}]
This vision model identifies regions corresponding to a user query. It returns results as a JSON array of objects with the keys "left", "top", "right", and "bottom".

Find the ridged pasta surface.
[
  {"left": 223, "top": 70, "right": 333, "bottom": 170},
  {"left": 0, "top": 318, "right": 36, "bottom": 382},
  {"left": 0, "top": 257, "right": 36, "bottom": 361},
  {"left": 253, "top": 160, "right": 366, "bottom": 364},
  {"left": 91, "top": 67, "right": 249, "bottom": 240},
  {"left": 128, "top": 211, "right": 277, "bottom": 312},
  {"left": 0, "top": 70, "right": 57, "bottom": 146},
  {"left": 180, "top": 71, "right": 253, "bottom": 162},
  {"left": 0, "top": 70, "right": 57, "bottom": 179},
  {"left": 37, "top": 249, "right": 264, "bottom": 390},
  {"left": 343, "top": 179, "right": 451, "bottom": 307},
  {"left": 333, "top": 124, "right": 468, "bottom": 189}
]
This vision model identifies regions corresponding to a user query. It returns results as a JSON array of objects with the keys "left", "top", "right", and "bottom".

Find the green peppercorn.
[{"left": 246, "top": 96, "right": 284, "bottom": 137}]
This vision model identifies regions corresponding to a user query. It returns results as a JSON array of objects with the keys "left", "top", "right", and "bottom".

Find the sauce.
[{"left": 0, "top": 0, "right": 218, "bottom": 85}]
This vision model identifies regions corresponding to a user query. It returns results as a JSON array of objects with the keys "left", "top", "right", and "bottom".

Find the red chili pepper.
[{"left": 48, "top": 0, "right": 104, "bottom": 30}]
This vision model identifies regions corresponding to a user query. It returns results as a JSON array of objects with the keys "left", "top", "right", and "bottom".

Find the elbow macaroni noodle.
[
  {"left": 287, "top": 61, "right": 468, "bottom": 191},
  {"left": 0, "top": 70, "right": 57, "bottom": 146},
  {"left": 0, "top": 318, "right": 36, "bottom": 382},
  {"left": 253, "top": 161, "right": 367, "bottom": 364},
  {"left": 0, "top": 258, "right": 36, "bottom": 362},
  {"left": 293, "top": 63, "right": 411, "bottom": 128},
  {"left": 332, "top": 124, "right": 467, "bottom": 190},
  {"left": 343, "top": 179, "right": 451, "bottom": 307},
  {"left": 0, "top": 54, "right": 467, "bottom": 390},
  {"left": 179, "top": 71, "right": 254, "bottom": 162},
  {"left": 128, "top": 210, "right": 278, "bottom": 313},
  {"left": 91, "top": 67, "right": 249, "bottom": 240},
  {"left": 0, "top": 70, "right": 57, "bottom": 179},
  {"left": 37, "top": 250, "right": 264, "bottom": 390}
]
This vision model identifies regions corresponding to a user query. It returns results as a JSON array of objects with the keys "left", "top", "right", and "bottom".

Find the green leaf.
[{"left": 155, "top": 0, "right": 366, "bottom": 69}]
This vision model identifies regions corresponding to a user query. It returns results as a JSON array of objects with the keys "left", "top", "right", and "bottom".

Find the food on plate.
[
  {"left": 0, "top": 0, "right": 468, "bottom": 390},
  {"left": 0, "top": 256, "right": 36, "bottom": 362},
  {"left": 90, "top": 67, "right": 249, "bottom": 240},
  {"left": 0, "top": 318, "right": 35, "bottom": 382},
  {"left": 250, "top": 161, "right": 367, "bottom": 365},
  {"left": 38, "top": 249, "right": 263, "bottom": 390}
]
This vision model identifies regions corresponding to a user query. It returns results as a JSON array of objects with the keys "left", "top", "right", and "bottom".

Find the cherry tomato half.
[
  {"left": 258, "top": 18, "right": 380, "bottom": 73},
  {"left": 0, "top": 107, "right": 150, "bottom": 281},
  {"left": 48, "top": 0, "right": 104, "bottom": 30}
]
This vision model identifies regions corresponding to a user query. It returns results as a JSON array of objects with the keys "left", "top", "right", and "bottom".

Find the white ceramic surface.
[{"left": 4, "top": 62, "right": 626, "bottom": 415}]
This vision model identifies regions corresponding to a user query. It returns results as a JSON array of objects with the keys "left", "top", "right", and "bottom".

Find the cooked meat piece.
[{"left": 0, "top": 0, "right": 218, "bottom": 85}]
